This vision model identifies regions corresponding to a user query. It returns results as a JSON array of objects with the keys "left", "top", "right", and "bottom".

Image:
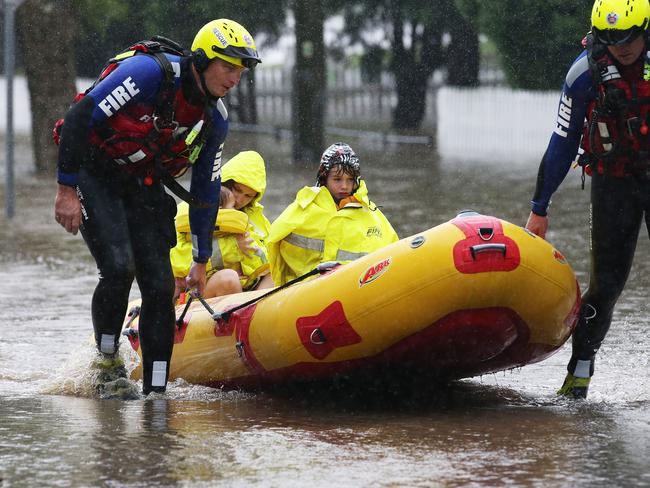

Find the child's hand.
[{"left": 235, "top": 232, "right": 255, "bottom": 256}]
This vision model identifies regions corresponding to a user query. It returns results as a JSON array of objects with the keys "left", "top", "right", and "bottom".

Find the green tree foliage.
[
  {"left": 464, "top": 0, "right": 593, "bottom": 90},
  {"left": 73, "top": 0, "right": 289, "bottom": 76}
]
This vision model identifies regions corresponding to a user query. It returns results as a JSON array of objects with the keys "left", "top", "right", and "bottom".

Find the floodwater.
[{"left": 1, "top": 132, "right": 650, "bottom": 487}]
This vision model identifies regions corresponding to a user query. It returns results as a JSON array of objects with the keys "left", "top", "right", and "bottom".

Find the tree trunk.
[
  {"left": 389, "top": 3, "right": 441, "bottom": 130},
  {"left": 232, "top": 71, "right": 258, "bottom": 124},
  {"left": 393, "top": 69, "right": 429, "bottom": 129},
  {"left": 16, "top": 0, "right": 77, "bottom": 173},
  {"left": 291, "top": 0, "right": 325, "bottom": 165},
  {"left": 446, "top": 6, "right": 480, "bottom": 87}
]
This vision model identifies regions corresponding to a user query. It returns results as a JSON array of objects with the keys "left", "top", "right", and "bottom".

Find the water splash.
[{"left": 42, "top": 342, "right": 141, "bottom": 399}]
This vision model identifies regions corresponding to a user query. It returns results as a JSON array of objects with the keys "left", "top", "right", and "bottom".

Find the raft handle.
[
  {"left": 310, "top": 328, "right": 327, "bottom": 345},
  {"left": 470, "top": 243, "right": 506, "bottom": 260},
  {"left": 123, "top": 306, "right": 140, "bottom": 329},
  {"left": 121, "top": 328, "right": 138, "bottom": 339},
  {"left": 478, "top": 227, "right": 494, "bottom": 241}
]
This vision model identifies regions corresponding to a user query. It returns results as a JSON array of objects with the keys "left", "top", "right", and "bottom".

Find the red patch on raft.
[{"left": 451, "top": 215, "right": 520, "bottom": 273}]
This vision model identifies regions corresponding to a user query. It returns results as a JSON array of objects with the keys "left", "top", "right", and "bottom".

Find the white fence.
[
  {"left": 436, "top": 87, "right": 560, "bottom": 163},
  {"left": 251, "top": 65, "right": 508, "bottom": 130}
]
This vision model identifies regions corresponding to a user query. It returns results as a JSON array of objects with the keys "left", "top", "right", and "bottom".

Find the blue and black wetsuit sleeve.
[
  {"left": 531, "top": 51, "right": 593, "bottom": 216},
  {"left": 57, "top": 55, "right": 166, "bottom": 186},
  {"left": 188, "top": 100, "right": 228, "bottom": 263}
]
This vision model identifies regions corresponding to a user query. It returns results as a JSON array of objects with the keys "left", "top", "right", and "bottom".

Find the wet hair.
[
  {"left": 221, "top": 179, "right": 258, "bottom": 209},
  {"left": 219, "top": 186, "right": 234, "bottom": 208},
  {"left": 316, "top": 142, "right": 361, "bottom": 187},
  {"left": 222, "top": 180, "right": 236, "bottom": 191}
]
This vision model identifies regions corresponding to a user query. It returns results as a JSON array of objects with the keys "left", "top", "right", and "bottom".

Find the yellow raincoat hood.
[{"left": 222, "top": 150, "right": 267, "bottom": 209}]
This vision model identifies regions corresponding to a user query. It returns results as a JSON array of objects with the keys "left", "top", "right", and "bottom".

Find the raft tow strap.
[
  {"left": 175, "top": 295, "right": 194, "bottom": 328},
  {"left": 121, "top": 306, "right": 141, "bottom": 338},
  {"left": 193, "top": 261, "right": 341, "bottom": 324}
]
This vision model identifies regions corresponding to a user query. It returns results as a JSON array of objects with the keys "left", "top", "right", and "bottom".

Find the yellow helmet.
[
  {"left": 191, "top": 19, "right": 261, "bottom": 70},
  {"left": 591, "top": 0, "right": 650, "bottom": 45}
]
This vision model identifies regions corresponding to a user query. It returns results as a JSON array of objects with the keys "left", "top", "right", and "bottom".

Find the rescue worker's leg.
[
  {"left": 78, "top": 166, "right": 135, "bottom": 358},
  {"left": 126, "top": 183, "right": 177, "bottom": 394},
  {"left": 560, "top": 173, "right": 643, "bottom": 398}
]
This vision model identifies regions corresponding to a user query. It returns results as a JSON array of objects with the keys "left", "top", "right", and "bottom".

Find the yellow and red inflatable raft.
[{"left": 123, "top": 212, "right": 580, "bottom": 389}]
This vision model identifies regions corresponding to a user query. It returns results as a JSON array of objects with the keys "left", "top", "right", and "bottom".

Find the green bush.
[{"left": 464, "top": 0, "right": 593, "bottom": 90}]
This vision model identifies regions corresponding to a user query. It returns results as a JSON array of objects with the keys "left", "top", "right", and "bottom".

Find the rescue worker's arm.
[
  {"left": 54, "top": 184, "right": 82, "bottom": 235},
  {"left": 525, "top": 213, "right": 549, "bottom": 239},
  {"left": 186, "top": 262, "right": 207, "bottom": 297},
  {"left": 55, "top": 56, "right": 168, "bottom": 234},
  {"left": 54, "top": 95, "right": 94, "bottom": 234},
  {"left": 186, "top": 100, "right": 228, "bottom": 295},
  {"left": 527, "top": 52, "right": 592, "bottom": 238}
]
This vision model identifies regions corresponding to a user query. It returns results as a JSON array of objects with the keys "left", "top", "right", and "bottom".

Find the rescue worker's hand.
[
  {"left": 54, "top": 184, "right": 82, "bottom": 235},
  {"left": 186, "top": 261, "right": 207, "bottom": 297},
  {"left": 235, "top": 232, "right": 255, "bottom": 256},
  {"left": 525, "top": 212, "right": 548, "bottom": 239},
  {"left": 174, "top": 277, "right": 187, "bottom": 302}
]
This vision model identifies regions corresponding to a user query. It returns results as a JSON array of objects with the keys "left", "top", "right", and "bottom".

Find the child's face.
[
  {"left": 230, "top": 183, "right": 257, "bottom": 209},
  {"left": 325, "top": 166, "right": 356, "bottom": 202}
]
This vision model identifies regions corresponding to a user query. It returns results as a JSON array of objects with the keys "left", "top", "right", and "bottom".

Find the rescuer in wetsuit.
[
  {"left": 526, "top": 0, "right": 650, "bottom": 398},
  {"left": 53, "top": 19, "right": 261, "bottom": 395}
]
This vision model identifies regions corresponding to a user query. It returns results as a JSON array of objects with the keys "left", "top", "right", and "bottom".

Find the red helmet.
[{"left": 316, "top": 142, "right": 361, "bottom": 187}]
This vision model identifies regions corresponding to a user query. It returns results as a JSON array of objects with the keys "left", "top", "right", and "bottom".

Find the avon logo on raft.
[{"left": 359, "top": 257, "right": 391, "bottom": 288}]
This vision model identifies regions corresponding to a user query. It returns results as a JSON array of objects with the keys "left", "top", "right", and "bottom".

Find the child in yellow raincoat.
[
  {"left": 171, "top": 150, "right": 273, "bottom": 299},
  {"left": 267, "top": 142, "right": 398, "bottom": 285}
]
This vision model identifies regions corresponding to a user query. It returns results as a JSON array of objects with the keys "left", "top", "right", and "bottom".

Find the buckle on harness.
[
  {"left": 626, "top": 117, "right": 642, "bottom": 137},
  {"left": 153, "top": 115, "right": 178, "bottom": 133}
]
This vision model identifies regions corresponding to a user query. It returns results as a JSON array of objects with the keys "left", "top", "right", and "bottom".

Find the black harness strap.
[
  {"left": 149, "top": 51, "right": 177, "bottom": 129},
  {"left": 158, "top": 168, "right": 217, "bottom": 209}
]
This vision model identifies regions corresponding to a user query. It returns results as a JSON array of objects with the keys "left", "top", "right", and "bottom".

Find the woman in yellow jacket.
[
  {"left": 171, "top": 150, "right": 273, "bottom": 299},
  {"left": 268, "top": 142, "right": 398, "bottom": 285}
]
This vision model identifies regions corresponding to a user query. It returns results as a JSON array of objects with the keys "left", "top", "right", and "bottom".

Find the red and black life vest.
[
  {"left": 581, "top": 36, "right": 650, "bottom": 177},
  {"left": 54, "top": 37, "right": 210, "bottom": 178}
]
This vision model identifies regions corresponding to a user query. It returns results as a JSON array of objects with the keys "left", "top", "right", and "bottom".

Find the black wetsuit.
[
  {"left": 531, "top": 46, "right": 650, "bottom": 377},
  {"left": 57, "top": 54, "right": 228, "bottom": 393},
  {"left": 78, "top": 162, "right": 177, "bottom": 392},
  {"left": 568, "top": 171, "right": 650, "bottom": 374}
]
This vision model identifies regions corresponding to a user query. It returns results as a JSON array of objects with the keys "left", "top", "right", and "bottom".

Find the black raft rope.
[{"left": 175, "top": 261, "right": 340, "bottom": 327}]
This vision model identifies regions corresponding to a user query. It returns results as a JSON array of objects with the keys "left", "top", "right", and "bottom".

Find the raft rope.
[
  {"left": 192, "top": 261, "right": 341, "bottom": 323},
  {"left": 121, "top": 306, "right": 141, "bottom": 338},
  {"left": 175, "top": 295, "right": 194, "bottom": 328}
]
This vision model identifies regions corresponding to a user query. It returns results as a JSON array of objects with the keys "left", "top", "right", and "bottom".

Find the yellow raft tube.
[{"left": 123, "top": 212, "right": 580, "bottom": 389}]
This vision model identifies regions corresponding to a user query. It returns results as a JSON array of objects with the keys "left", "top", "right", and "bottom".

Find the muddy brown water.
[{"left": 1, "top": 133, "right": 649, "bottom": 487}]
